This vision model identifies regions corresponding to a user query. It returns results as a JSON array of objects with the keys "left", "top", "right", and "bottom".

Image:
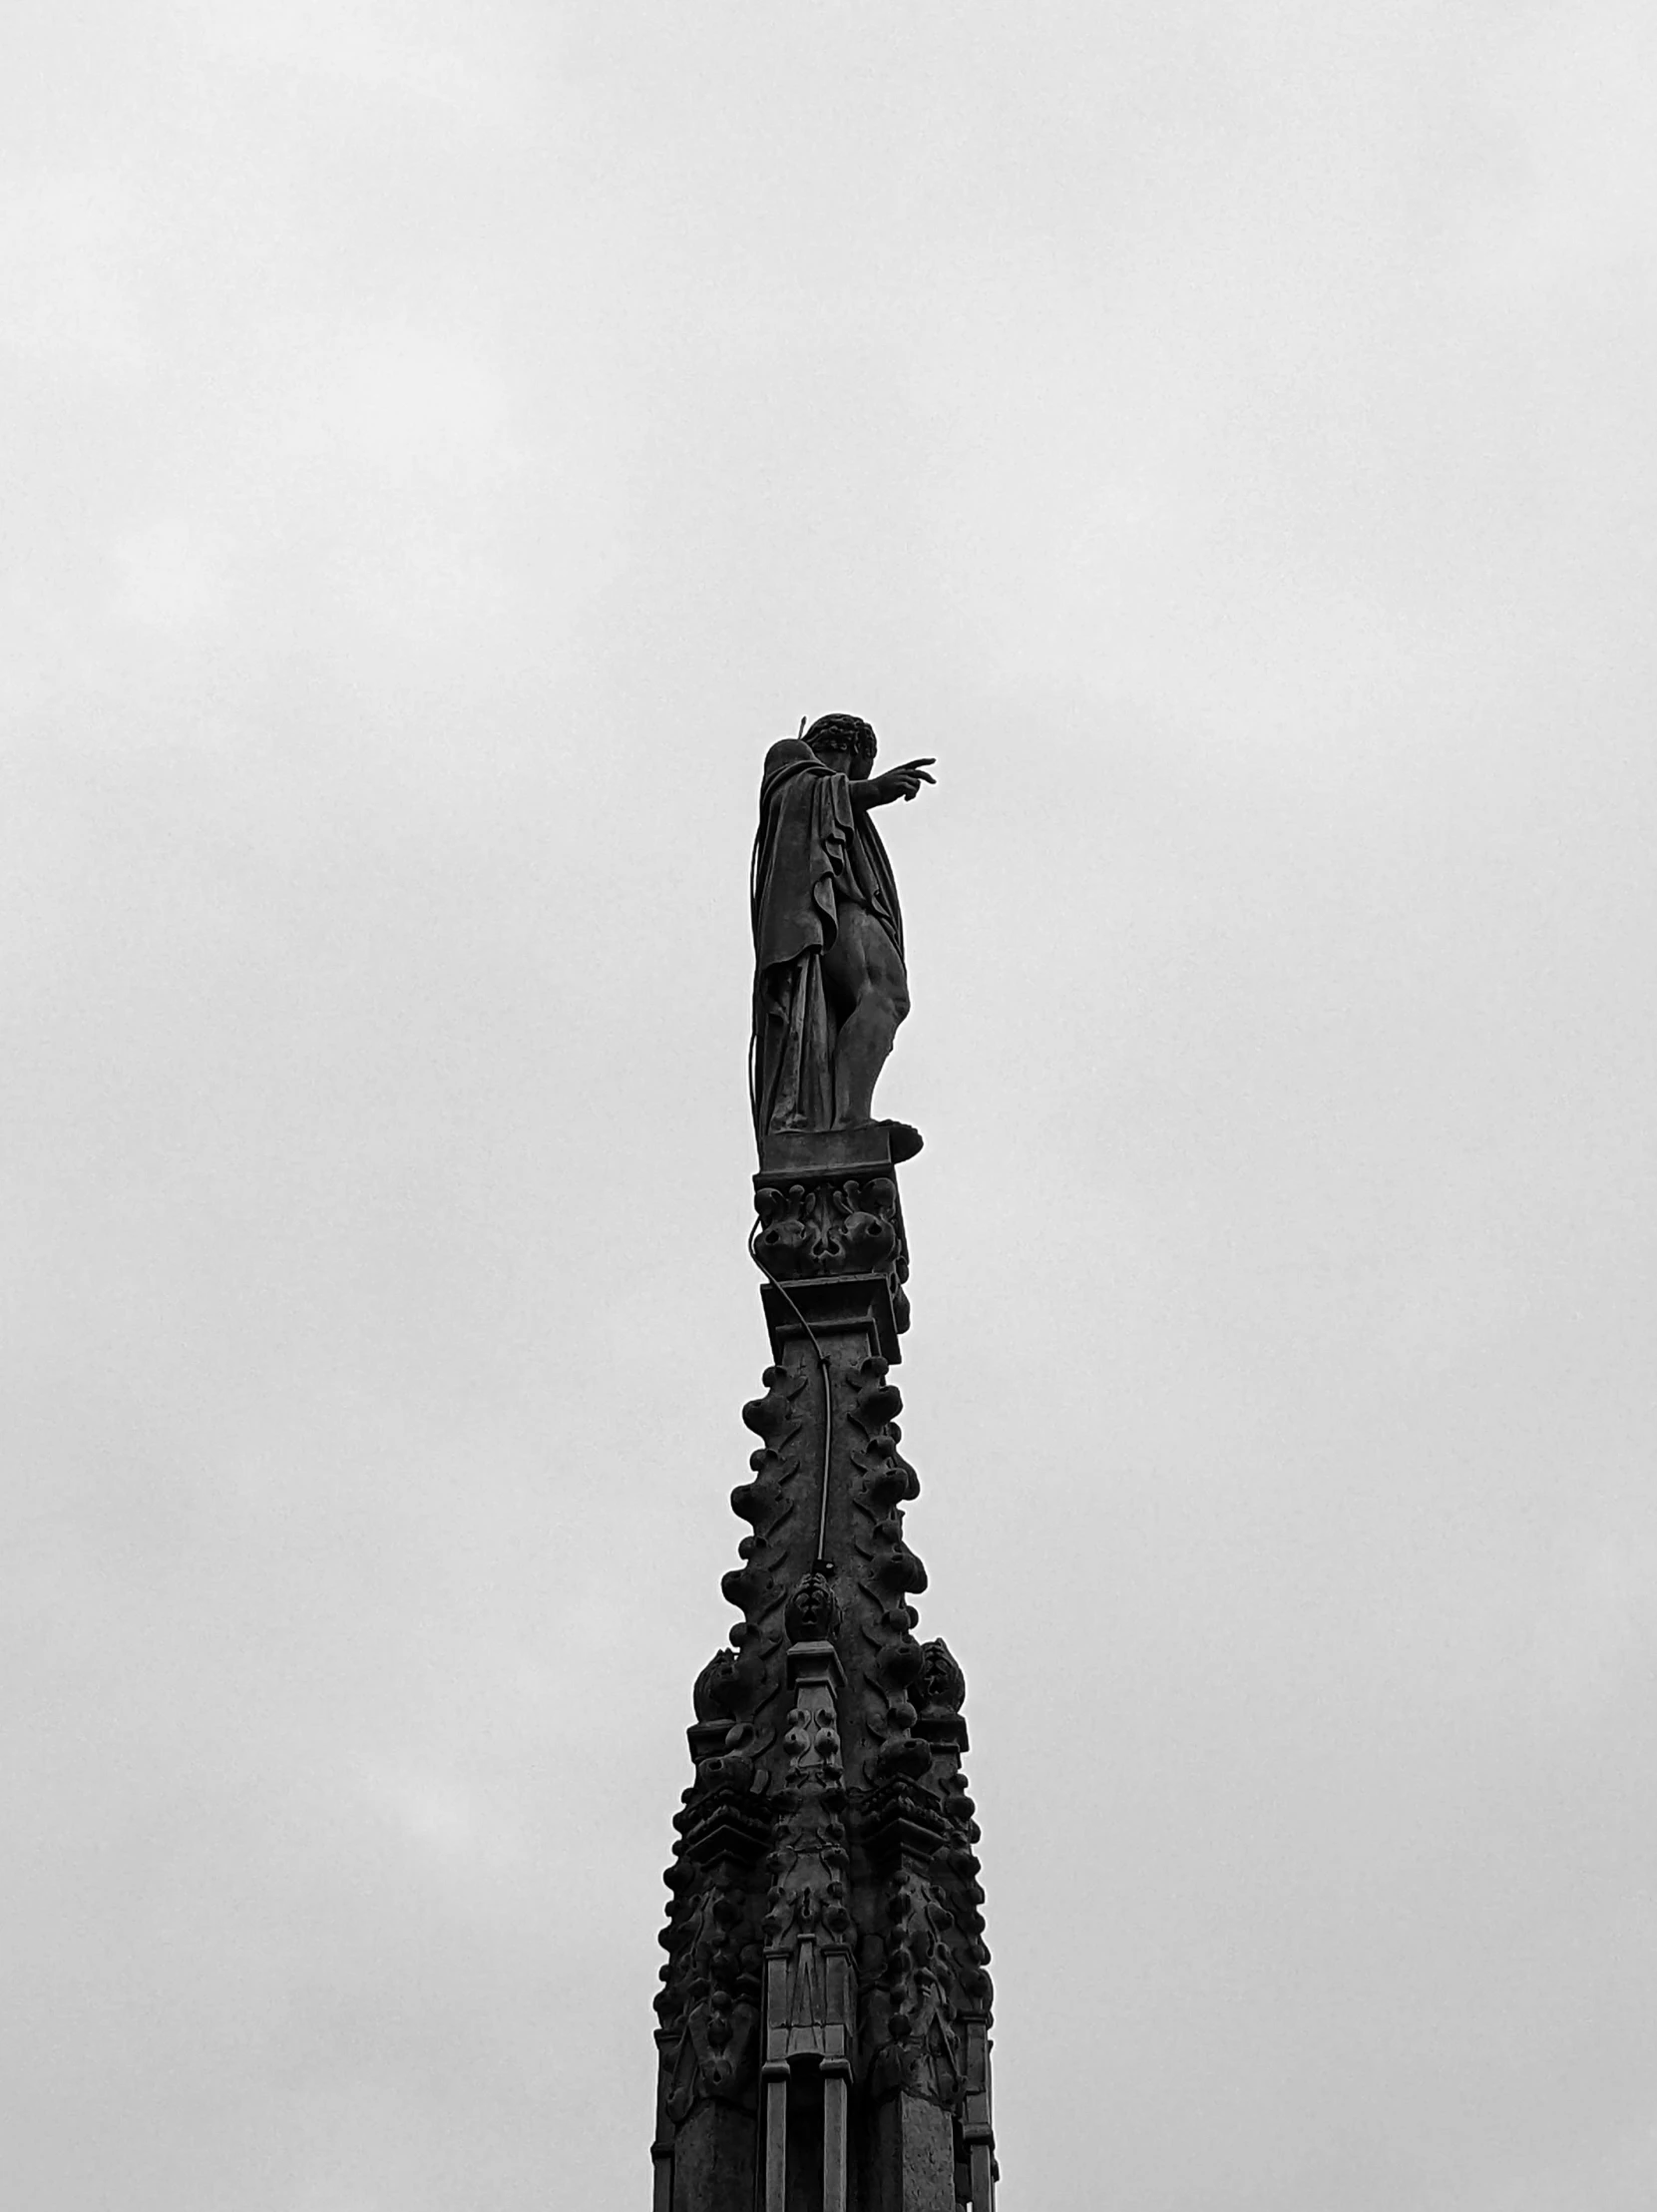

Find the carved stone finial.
[
  {"left": 918, "top": 1637, "right": 967, "bottom": 1717},
  {"left": 691, "top": 1646, "right": 742, "bottom": 1724},
  {"left": 784, "top": 1567, "right": 840, "bottom": 1644}
]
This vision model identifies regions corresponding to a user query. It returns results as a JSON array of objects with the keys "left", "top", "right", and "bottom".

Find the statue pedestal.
[
  {"left": 752, "top": 1127, "right": 912, "bottom": 1364},
  {"left": 651, "top": 1140, "right": 997, "bottom": 2211}
]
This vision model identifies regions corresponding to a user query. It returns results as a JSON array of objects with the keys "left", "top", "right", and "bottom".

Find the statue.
[{"left": 749, "top": 713, "right": 935, "bottom": 1158}]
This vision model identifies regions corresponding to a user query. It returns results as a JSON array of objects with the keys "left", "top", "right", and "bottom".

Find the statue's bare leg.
[{"left": 821, "top": 904, "right": 910, "bottom": 1128}]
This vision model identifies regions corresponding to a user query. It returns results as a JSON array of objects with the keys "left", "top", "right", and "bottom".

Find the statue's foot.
[
  {"left": 826, "top": 1117, "right": 925, "bottom": 1161},
  {"left": 884, "top": 1120, "right": 924, "bottom": 1162}
]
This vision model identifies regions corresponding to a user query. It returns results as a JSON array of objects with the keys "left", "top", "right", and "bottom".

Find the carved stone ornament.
[
  {"left": 784, "top": 1566, "right": 841, "bottom": 1644},
  {"left": 918, "top": 1638, "right": 967, "bottom": 1719},
  {"left": 753, "top": 1174, "right": 903, "bottom": 1283},
  {"left": 692, "top": 1647, "right": 742, "bottom": 1725}
]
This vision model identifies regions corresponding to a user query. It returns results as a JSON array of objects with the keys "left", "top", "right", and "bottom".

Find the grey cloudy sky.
[{"left": 3, "top": 3, "right": 1654, "bottom": 2207}]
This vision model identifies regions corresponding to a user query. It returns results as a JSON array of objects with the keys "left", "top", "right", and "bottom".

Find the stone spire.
[{"left": 651, "top": 1124, "right": 998, "bottom": 2211}]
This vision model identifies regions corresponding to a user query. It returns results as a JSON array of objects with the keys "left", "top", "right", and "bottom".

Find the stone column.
[{"left": 651, "top": 1127, "right": 998, "bottom": 2211}]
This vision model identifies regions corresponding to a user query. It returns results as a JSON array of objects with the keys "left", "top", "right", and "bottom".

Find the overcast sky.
[{"left": 3, "top": 4, "right": 1655, "bottom": 2208}]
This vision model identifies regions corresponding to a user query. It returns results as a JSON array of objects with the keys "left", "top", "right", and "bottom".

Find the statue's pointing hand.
[{"left": 870, "top": 757, "right": 937, "bottom": 805}]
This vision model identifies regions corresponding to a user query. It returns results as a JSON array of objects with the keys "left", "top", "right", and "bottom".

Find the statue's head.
[{"left": 803, "top": 713, "right": 877, "bottom": 777}]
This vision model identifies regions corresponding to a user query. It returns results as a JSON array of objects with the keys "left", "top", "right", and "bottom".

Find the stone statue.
[{"left": 749, "top": 713, "right": 935, "bottom": 1157}]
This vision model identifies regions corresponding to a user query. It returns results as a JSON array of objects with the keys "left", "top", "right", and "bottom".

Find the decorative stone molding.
[
  {"left": 752, "top": 1174, "right": 903, "bottom": 1283},
  {"left": 845, "top": 1359, "right": 933, "bottom": 1786}
]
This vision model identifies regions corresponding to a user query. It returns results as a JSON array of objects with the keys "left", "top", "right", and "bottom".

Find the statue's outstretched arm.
[{"left": 851, "top": 757, "right": 937, "bottom": 809}]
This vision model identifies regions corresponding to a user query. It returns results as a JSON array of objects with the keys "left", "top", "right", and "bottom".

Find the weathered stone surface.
[
  {"left": 660, "top": 2097, "right": 755, "bottom": 2212},
  {"left": 864, "top": 2093, "right": 957, "bottom": 2212}
]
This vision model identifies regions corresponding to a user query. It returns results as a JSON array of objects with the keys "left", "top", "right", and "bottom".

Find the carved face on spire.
[{"left": 785, "top": 1567, "right": 841, "bottom": 1644}]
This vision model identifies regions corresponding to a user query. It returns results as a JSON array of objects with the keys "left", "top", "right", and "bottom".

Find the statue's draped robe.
[{"left": 750, "top": 738, "right": 905, "bottom": 1141}]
